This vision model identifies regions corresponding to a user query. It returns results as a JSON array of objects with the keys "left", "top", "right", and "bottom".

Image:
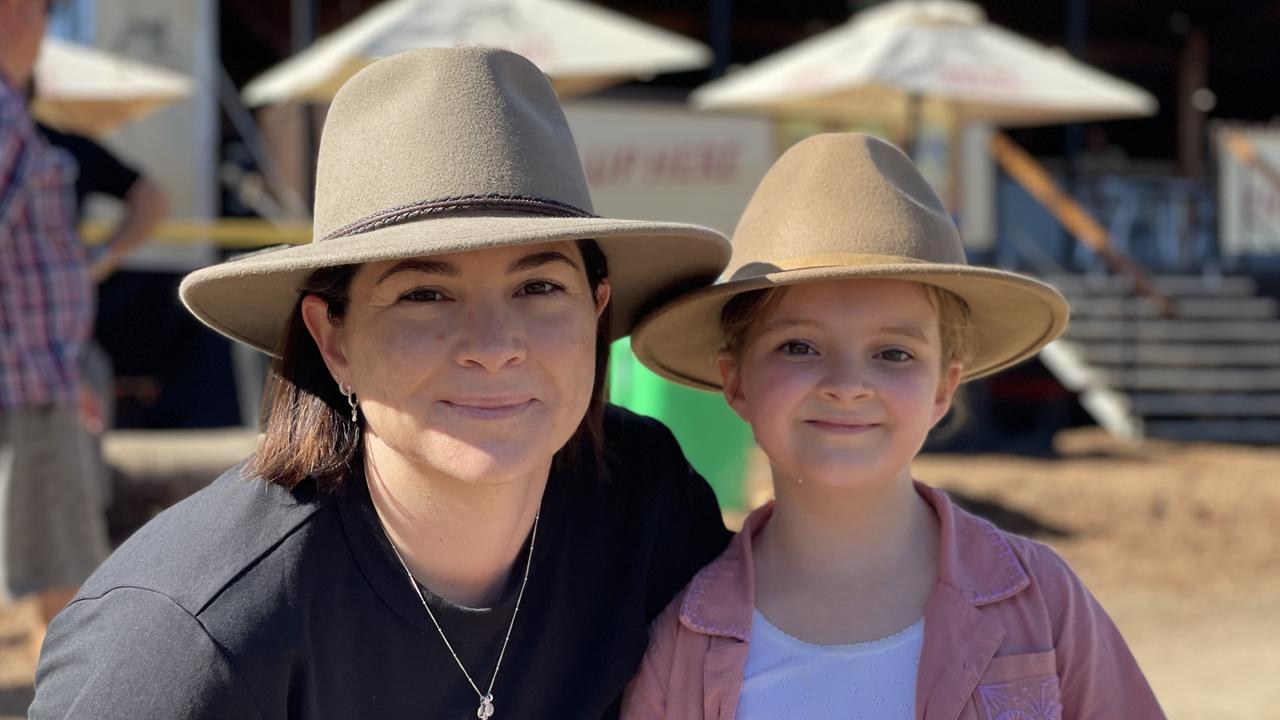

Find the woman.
[{"left": 31, "top": 47, "right": 732, "bottom": 719}]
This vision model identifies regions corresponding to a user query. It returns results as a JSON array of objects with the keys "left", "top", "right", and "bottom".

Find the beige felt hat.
[
  {"left": 180, "top": 47, "right": 730, "bottom": 355},
  {"left": 631, "top": 133, "right": 1069, "bottom": 391}
]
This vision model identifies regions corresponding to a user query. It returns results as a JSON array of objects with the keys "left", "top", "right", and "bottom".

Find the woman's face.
[{"left": 304, "top": 241, "right": 609, "bottom": 486}]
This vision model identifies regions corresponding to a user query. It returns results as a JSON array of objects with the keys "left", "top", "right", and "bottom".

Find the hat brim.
[
  {"left": 630, "top": 261, "right": 1070, "bottom": 391},
  {"left": 180, "top": 214, "right": 730, "bottom": 356}
]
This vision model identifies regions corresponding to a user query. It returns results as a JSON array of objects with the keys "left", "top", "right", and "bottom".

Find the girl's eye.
[
  {"left": 400, "top": 288, "right": 447, "bottom": 303},
  {"left": 519, "top": 280, "right": 564, "bottom": 296},
  {"left": 780, "top": 341, "right": 817, "bottom": 356},
  {"left": 877, "top": 348, "right": 914, "bottom": 362}
]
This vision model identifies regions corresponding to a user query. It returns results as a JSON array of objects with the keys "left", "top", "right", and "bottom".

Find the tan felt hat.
[
  {"left": 631, "top": 133, "right": 1069, "bottom": 391},
  {"left": 180, "top": 46, "right": 730, "bottom": 355}
]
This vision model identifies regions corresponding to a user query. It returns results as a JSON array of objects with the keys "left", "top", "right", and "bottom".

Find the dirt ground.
[{"left": 0, "top": 428, "right": 1276, "bottom": 718}]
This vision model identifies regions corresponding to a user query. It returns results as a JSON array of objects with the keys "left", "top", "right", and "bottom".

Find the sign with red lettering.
[
  {"left": 564, "top": 102, "right": 775, "bottom": 236},
  {"left": 1218, "top": 126, "right": 1280, "bottom": 257}
]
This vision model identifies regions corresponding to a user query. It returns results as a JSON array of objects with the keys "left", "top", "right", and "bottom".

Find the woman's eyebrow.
[
  {"left": 376, "top": 259, "right": 460, "bottom": 284},
  {"left": 508, "top": 251, "right": 580, "bottom": 274}
]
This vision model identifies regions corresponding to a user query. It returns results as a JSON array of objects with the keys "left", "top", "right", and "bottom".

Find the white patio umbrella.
[
  {"left": 693, "top": 0, "right": 1157, "bottom": 133},
  {"left": 242, "top": 0, "right": 710, "bottom": 106},
  {"left": 31, "top": 36, "right": 194, "bottom": 137}
]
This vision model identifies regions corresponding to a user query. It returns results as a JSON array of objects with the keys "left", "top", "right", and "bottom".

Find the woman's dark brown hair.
[{"left": 249, "top": 239, "right": 611, "bottom": 490}]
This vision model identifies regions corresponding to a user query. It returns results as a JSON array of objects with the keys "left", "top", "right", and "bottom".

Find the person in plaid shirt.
[{"left": 0, "top": 0, "right": 109, "bottom": 663}]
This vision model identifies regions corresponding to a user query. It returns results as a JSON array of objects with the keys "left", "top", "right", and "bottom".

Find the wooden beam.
[
  {"left": 1130, "top": 393, "right": 1280, "bottom": 416},
  {"left": 989, "top": 132, "right": 1171, "bottom": 316},
  {"left": 1079, "top": 343, "right": 1280, "bottom": 367},
  {"left": 1064, "top": 319, "right": 1280, "bottom": 342}
]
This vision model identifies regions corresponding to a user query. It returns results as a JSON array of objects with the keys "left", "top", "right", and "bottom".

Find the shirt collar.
[
  {"left": 918, "top": 482, "right": 1030, "bottom": 605},
  {"left": 677, "top": 482, "right": 1030, "bottom": 641}
]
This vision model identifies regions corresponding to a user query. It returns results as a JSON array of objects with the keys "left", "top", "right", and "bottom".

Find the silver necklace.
[{"left": 384, "top": 512, "right": 539, "bottom": 720}]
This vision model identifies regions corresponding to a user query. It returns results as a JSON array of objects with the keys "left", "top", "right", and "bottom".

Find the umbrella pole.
[
  {"left": 905, "top": 92, "right": 922, "bottom": 159},
  {"left": 293, "top": 0, "right": 318, "bottom": 212}
]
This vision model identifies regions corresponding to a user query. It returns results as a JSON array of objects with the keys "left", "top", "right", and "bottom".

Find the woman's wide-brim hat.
[
  {"left": 631, "top": 133, "right": 1070, "bottom": 391},
  {"left": 180, "top": 47, "right": 730, "bottom": 355}
]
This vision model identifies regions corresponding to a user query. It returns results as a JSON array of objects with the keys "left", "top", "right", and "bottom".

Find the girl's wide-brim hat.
[
  {"left": 631, "top": 133, "right": 1070, "bottom": 390},
  {"left": 180, "top": 47, "right": 730, "bottom": 355}
]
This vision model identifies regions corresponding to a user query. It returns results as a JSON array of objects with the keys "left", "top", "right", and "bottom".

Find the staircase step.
[
  {"left": 1064, "top": 319, "right": 1280, "bottom": 342},
  {"left": 1075, "top": 343, "right": 1280, "bottom": 367},
  {"left": 1099, "top": 368, "right": 1280, "bottom": 391},
  {"left": 1144, "top": 419, "right": 1280, "bottom": 443},
  {"left": 1067, "top": 297, "right": 1278, "bottom": 320},
  {"left": 1046, "top": 274, "right": 1256, "bottom": 297},
  {"left": 1129, "top": 393, "right": 1280, "bottom": 416}
]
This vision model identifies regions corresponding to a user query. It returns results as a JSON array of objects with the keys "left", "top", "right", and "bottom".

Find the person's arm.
[
  {"left": 88, "top": 175, "right": 168, "bottom": 282},
  {"left": 1036, "top": 548, "right": 1166, "bottom": 718},
  {"left": 30, "top": 588, "right": 265, "bottom": 719}
]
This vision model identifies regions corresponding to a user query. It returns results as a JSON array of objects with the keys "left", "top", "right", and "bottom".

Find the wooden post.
[{"left": 1177, "top": 28, "right": 1208, "bottom": 177}]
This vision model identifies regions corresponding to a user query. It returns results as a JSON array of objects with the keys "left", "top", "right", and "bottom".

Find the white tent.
[
  {"left": 32, "top": 36, "right": 194, "bottom": 137},
  {"left": 693, "top": 0, "right": 1156, "bottom": 132},
  {"left": 242, "top": 0, "right": 710, "bottom": 106}
]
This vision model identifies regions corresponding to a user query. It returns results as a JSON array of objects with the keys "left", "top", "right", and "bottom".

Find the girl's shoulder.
[
  {"left": 986, "top": 518, "right": 1091, "bottom": 606},
  {"left": 935, "top": 488, "right": 1094, "bottom": 616}
]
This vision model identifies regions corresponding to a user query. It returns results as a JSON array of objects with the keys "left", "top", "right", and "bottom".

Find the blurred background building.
[{"left": 34, "top": 0, "right": 1280, "bottom": 504}]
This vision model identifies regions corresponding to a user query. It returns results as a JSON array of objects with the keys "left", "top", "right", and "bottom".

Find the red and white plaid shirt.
[{"left": 0, "top": 74, "right": 92, "bottom": 409}]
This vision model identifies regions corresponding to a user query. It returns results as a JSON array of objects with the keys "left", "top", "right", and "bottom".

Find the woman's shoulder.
[
  {"left": 77, "top": 461, "right": 341, "bottom": 617},
  {"left": 603, "top": 404, "right": 683, "bottom": 456}
]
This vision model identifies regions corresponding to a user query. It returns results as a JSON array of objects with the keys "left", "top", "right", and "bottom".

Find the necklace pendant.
[{"left": 477, "top": 694, "right": 495, "bottom": 719}]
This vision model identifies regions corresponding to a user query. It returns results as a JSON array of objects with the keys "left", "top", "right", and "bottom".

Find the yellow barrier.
[{"left": 80, "top": 219, "right": 312, "bottom": 249}]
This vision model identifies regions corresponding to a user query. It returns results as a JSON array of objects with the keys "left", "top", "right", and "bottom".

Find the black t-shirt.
[
  {"left": 37, "top": 123, "right": 140, "bottom": 216},
  {"left": 30, "top": 406, "right": 731, "bottom": 719}
]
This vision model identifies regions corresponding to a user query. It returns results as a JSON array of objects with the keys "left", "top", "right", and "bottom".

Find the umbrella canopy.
[
  {"left": 693, "top": 0, "right": 1156, "bottom": 130},
  {"left": 242, "top": 0, "right": 710, "bottom": 106},
  {"left": 31, "top": 36, "right": 194, "bottom": 137}
]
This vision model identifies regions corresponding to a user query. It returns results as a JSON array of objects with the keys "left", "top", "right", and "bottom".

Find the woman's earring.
[{"left": 340, "top": 383, "right": 359, "bottom": 423}]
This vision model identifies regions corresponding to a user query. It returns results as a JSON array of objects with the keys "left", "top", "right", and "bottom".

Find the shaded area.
[
  {"left": 947, "top": 490, "right": 1073, "bottom": 539},
  {"left": 0, "top": 684, "right": 34, "bottom": 718}
]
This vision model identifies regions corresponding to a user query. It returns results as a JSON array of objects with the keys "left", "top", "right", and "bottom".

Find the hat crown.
[
  {"left": 726, "top": 133, "right": 965, "bottom": 279},
  {"left": 313, "top": 47, "right": 594, "bottom": 240}
]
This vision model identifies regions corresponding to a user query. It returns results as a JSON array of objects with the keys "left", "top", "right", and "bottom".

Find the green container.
[{"left": 608, "top": 340, "right": 752, "bottom": 511}]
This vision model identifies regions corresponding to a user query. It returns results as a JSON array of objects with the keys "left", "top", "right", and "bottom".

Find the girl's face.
[
  {"left": 304, "top": 241, "right": 609, "bottom": 486},
  {"left": 719, "top": 278, "right": 960, "bottom": 490}
]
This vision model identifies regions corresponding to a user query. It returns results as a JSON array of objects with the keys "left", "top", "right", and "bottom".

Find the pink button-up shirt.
[{"left": 622, "top": 483, "right": 1164, "bottom": 719}]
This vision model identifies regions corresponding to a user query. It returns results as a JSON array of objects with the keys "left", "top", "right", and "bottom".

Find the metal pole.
[
  {"left": 292, "top": 0, "right": 318, "bottom": 211},
  {"left": 1064, "top": 0, "right": 1086, "bottom": 179},
  {"left": 709, "top": 0, "right": 733, "bottom": 79},
  {"left": 291, "top": 0, "right": 316, "bottom": 54}
]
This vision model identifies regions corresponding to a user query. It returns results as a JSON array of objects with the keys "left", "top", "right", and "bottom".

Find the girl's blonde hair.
[{"left": 719, "top": 281, "right": 977, "bottom": 370}]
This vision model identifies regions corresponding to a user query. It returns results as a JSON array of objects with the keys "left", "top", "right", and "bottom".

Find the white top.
[{"left": 735, "top": 611, "right": 924, "bottom": 720}]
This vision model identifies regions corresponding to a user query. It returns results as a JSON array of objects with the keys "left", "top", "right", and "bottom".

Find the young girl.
[{"left": 623, "top": 134, "right": 1164, "bottom": 719}]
